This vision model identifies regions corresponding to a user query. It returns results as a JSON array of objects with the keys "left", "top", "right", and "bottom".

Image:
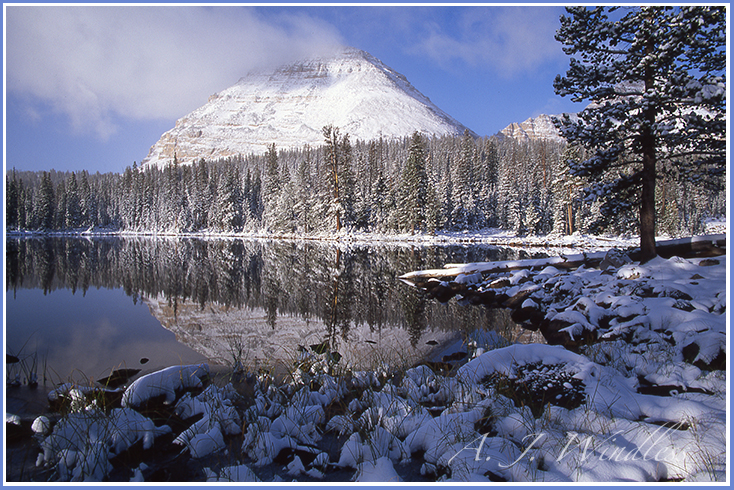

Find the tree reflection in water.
[{"left": 6, "top": 237, "right": 543, "bottom": 370}]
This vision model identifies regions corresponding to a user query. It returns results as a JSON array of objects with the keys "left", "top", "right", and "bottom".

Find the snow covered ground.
[{"left": 11, "top": 246, "right": 725, "bottom": 483}]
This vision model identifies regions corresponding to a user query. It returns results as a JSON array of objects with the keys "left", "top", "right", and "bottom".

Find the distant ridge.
[
  {"left": 142, "top": 47, "right": 474, "bottom": 168},
  {"left": 495, "top": 114, "right": 569, "bottom": 143}
]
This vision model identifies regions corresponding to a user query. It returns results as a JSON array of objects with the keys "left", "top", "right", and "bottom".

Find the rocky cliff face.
[
  {"left": 142, "top": 47, "right": 473, "bottom": 168},
  {"left": 496, "top": 114, "right": 567, "bottom": 143}
]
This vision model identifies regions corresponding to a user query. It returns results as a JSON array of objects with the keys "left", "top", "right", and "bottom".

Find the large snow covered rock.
[{"left": 121, "top": 364, "right": 210, "bottom": 408}]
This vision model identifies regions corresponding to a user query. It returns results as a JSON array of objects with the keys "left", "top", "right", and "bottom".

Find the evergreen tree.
[
  {"left": 475, "top": 139, "right": 500, "bottom": 228},
  {"left": 20, "top": 185, "right": 32, "bottom": 230},
  {"left": 211, "top": 164, "right": 243, "bottom": 232},
  {"left": 554, "top": 6, "right": 726, "bottom": 260},
  {"left": 424, "top": 171, "right": 442, "bottom": 233},
  {"left": 79, "top": 170, "right": 94, "bottom": 228},
  {"left": 37, "top": 171, "right": 55, "bottom": 230},
  {"left": 65, "top": 173, "right": 81, "bottom": 228},
  {"left": 398, "top": 132, "right": 430, "bottom": 233},
  {"left": 192, "top": 159, "right": 211, "bottom": 231},
  {"left": 656, "top": 172, "right": 681, "bottom": 237},
  {"left": 54, "top": 180, "right": 67, "bottom": 230},
  {"left": 294, "top": 157, "right": 314, "bottom": 234},
  {"left": 162, "top": 163, "right": 182, "bottom": 231},
  {"left": 262, "top": 144, "right": 282, "bottom": 231},
  {"left": 245, "top": 168, "right": 263, "bottom": 229},
  {"left": 371, "top": 170, "right": 391, "bottom": 231},
  {"left": 452, "top": 130, "right": 476, "bottom": 228},
  {"left": 322, "top": 125, "right": 355, "bottom": 232},
  {"left": 525, "top": 188, "right": 542, "bottom": 236},
  {"left": 6, "top": 171, "right": 19, "bottom": 229}
]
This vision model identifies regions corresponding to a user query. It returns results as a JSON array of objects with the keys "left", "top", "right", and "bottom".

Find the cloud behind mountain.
[{"left": 6, "top": 6, "right": 344, "bottom": 139}]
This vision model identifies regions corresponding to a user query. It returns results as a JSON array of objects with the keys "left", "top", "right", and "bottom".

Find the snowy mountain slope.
[{"left": 142, "top": 48, "right": 474, "bottom": 168}]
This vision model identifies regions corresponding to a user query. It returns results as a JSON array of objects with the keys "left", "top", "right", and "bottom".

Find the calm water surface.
[
  {"left": 5, "top": 236, "right": 544, "bottom": 399},
  {"left": 6, "top": 287, "right": 207, "bottom": 384}
]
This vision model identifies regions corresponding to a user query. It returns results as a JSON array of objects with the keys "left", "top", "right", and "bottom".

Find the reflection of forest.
[{"left": 5, "top": 237, "right": 542, "bottom": 349}]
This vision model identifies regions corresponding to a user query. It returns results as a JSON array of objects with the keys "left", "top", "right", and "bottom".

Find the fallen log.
[
  {"left": 399, "top": 234, "right": 726, "bottom": 287},
  {"left": 399, "top": 251, "right": 607, "bottom": 288},
  {"left": 631, "top": 234, "right": 726, "bottom": 260}
]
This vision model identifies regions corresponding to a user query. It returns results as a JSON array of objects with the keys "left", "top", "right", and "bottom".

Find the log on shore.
[
  {"left": 635, "top": 234, "right": 726, "bottom": 260},
  {"left": 399, "top": 252, "right": 607, "bottom": 289},
  {"left": 399, "top": 234, "right": 726, "bottom": 288}
]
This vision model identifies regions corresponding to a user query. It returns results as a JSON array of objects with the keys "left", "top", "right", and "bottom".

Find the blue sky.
[{"left": 5, "top": 4, "right": 586, "bottom": 174}]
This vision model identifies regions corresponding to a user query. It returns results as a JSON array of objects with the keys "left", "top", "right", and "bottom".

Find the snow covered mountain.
[
  {"left": 141, "top": 47, "right": 473, "bottom": 168},
  {"left": 496, "top": 114, "right": 568, "bottom": 143}
]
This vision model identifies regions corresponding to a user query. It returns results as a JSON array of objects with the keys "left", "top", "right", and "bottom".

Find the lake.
[{"left": 5, "top": 236, "right": 545, "bottom": 410}]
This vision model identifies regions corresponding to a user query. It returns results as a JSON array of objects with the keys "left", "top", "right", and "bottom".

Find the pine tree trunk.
[
  {"left": 640, "top": 146, "right": 657, "bottom": 262},
  {"left": 639, "top": 36, "right": 658, "bottom": 263}
]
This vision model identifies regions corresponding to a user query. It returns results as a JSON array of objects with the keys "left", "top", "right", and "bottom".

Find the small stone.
[
  {"left": 489, "top": 277, "right": 511, "bottom": 289},
  {"left": 600, "top": 249, "right": 632, "bottom": 270},
  {"left": 699, "top": 259, "right": 720, "bottom": 267}
]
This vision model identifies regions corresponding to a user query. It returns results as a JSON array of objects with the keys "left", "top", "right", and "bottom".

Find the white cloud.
[
  {"left": 6, "top": 6, "right": 344, "bottom": 139},
  {"left": 411, "top": 7, "right": 564, "bottom": 77}
]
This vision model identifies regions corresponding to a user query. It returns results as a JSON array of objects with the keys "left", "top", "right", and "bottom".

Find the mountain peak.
[
  {"left": 496, "top": 114, "right": 567, "bottom": 143},
  {"left": 142, "top": 48, "right": 472, "bottom": 168}
]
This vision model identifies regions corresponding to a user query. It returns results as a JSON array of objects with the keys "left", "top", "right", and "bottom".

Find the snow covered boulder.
[
  {"left": 170, "top": 384, "right": 243, "bottom": 458},
  {"left": 174, "top": 384, "right": 242, "bottom": 435},
  {"left": 241, "top": 417, "right": 318, "bottom": 467},
  {"left": 540, "top": 315, "right": 598, "bottom": 350},
  {"left": 353, "top": 456, "right": 403, "bottom": 482},
  {"left": 108, "top": 408, "right": 172, "bottom": 456},
  {"left": 510, "top": 297, "right": 543, "bottom": 328},
  {"left": 425, "top": 279, "right": 460, "bottom": 303},
  {"left": 456, "top": 344, "right": 585, "bottom": 385},
  {"left": 121, "top": 364, "right": 209, "bottom": 408},
  {"left": 456, "top": 345, "right": 590, "bottom": 416},
  {"left": 404, "top": 410, "right": 481, "bottom": 464},
  {"left": 176, "top": 421, "right": 225, "bottom": 458},
  {"left": 681, "top": 332, "right": 726, "bottom": 371},
  {"left": 600, "top": 248, "right": 632, "bottom": 270},
  {"left": 455, "top": 272, "right": 483, "bottom": 286},
  {"left": 31, "top": 415, "right": 52, "bottom": 436}
]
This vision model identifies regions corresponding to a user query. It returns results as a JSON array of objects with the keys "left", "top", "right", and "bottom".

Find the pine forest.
[{"left": 6, "top": 129, "right": 725, "bottom": 239}]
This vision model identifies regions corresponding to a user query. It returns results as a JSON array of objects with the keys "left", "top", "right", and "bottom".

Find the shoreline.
[{"left": 4, "top": 227, "right": 643, "bottom": 252}]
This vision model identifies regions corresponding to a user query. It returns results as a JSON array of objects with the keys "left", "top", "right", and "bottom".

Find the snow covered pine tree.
[{"left": 553, "top": 6, "right": 726, "bottom": 261}]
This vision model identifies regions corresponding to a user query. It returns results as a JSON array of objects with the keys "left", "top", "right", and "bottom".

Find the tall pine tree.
[
  {"left": 398, "top": 132, "right": 429, "bottom": 233},
  {"left": 37, "top": 171, "right": 55, "bottom": 230},
  {"left": 554, "top": 6, "right": 726, "bottom": 261},
  {"left": 322, "top": 125, "right": 355, "bottom": 232}
]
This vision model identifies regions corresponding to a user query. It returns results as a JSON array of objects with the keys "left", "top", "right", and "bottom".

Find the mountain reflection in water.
[{"left": 6, "top": 237, "right": 546, "bottom": 375}]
